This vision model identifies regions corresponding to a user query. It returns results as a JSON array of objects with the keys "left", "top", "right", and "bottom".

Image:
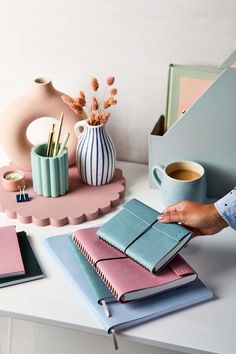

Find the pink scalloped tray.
[{"left": 0, "top": 163, "right": 125, "bottom": 227}]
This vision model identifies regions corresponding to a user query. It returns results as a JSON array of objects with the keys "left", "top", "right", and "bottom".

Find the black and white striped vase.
[{"left": 74, "top": 119, "right": 116, "bottom": 185}]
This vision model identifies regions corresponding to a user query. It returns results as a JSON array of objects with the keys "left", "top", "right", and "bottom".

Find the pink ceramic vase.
[{"left": 0, "top": 78, "right": 81, "bottom": 170}]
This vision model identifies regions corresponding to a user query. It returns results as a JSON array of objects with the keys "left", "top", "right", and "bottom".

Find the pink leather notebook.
[
  {"left": 0, "top": 226, "right": 25, "bottom": 278},
  {"left": 73, "top": 227, "right": 197, "bottom": 302}
]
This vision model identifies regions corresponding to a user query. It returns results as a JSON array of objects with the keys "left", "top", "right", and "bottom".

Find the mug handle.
[
  {"left": 152, "top": 165, "right": 165, "bottom": 188},
  {"left": 74, "top": 119, "right": 86, "bottom": 138}
]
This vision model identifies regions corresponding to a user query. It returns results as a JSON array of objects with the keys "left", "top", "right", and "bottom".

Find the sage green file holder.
[
  {"left": 220, "top": 50, "right": 236, "bottom": 68},
  {"left": 31, "top": 143, "right": 69, "bottom": 197},
  {"left": 149, "top": 68, "right": 236, "bottom": 198}
]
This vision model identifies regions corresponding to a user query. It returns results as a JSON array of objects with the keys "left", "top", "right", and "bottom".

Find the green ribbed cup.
[{"left": 31, "top": 143, "right": 69, "bottom": 197}]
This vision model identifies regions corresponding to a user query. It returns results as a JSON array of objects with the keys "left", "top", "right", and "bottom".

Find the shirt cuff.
[{"left": 214, "top": 188, "right": 236, "bottom": 230}]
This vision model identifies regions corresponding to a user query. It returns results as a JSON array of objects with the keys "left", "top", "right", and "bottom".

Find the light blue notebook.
[
  {"left": 45, "top": 234, "right": 213, "bottom": 334},
  {"left": 97, "top": 199, "right": 192, "bottom": 273}
]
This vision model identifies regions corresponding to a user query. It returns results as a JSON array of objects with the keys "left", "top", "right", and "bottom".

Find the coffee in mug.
[{"left": 168, "top": 169, "right": 201, "bottom": 181}]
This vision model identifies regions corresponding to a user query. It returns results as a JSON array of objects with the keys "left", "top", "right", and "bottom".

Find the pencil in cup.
[
  {"left": 53, "top": 112, "right": 64, "bottom": 157},
  {"left": 57, "top": 132, "right": 70, "bottom": 157},
  {"left": 46, "top": 123, "right": 55, "bottom": 157}
]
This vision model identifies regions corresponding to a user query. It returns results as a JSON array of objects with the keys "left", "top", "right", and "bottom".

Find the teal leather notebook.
[{"left": 97, "top": 199, "right": 192, "bottom": 273}]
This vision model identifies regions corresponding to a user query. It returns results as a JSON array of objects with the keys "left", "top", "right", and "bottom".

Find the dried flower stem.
[{"left": 98, "top": 84, "right": 108, "bottom": 115}]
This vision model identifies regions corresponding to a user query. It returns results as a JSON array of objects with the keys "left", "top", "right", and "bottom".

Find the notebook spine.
[
  {"left": 72, "top": 235, "right": 120, "bottom": 300},
  {"left": 72, "top": 235, "right": 96, "bottom": 268},
  {"left": 96, "top": 266, "right": 119, "bottom": 300}
]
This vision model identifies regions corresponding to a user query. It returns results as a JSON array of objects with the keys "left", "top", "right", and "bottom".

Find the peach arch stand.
[
  {"left": 0, "top": 78, "right": 81, "bottom": 170},
  {"left": 0, "top": 163, "right": 125, "bottom": 227}
]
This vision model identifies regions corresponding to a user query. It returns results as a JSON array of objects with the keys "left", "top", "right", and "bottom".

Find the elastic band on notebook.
[
  {"left": 111, "top": 329, "right": 118, "bottom": 350},
  {"left": 95, "top": 256, "right": 127, "bottom": 268},
  {"left": 124, "top": 220, "right": 157, "bottom": 253}
]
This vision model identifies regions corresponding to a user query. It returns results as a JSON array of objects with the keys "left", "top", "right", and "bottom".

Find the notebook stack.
[
  {"left": 71, "top": 199, "right": 198, "bottom": 305},
  {"left": 72, "top": 226, "right": 196, "bottom": 304},
  {"left": 0, "top": 225, "right": 44, "bottom": 288},
  {"left": 46, "top": 199, "right": 213, "bottom": 349}
]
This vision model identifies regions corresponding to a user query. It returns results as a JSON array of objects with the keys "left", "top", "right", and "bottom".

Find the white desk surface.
[{"left": 0, "top": 151, "right": 235, "bottom": 354}]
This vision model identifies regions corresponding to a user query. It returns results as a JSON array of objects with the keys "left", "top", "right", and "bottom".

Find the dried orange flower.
[
  {"left": 95, "top": 113, "right": 101, "bottom": 122},
  {"left": 71, "top": 103, "right": 83, "bottom": 115},
  {"left": 75, "top": 97, "right": 86, "bottom": 107},
  {"left": 88, "top": 112, "right": 96, "bottom": 125},
  {"left": 104, "top": 98, "right": 111, "bottom": 109},
  {"left": 107, "top": 76, "right": 115, "bottom": 86},
  {"left": 110, "top": 88, "right": 117, "bottom": 96},
  {"left": 104, "top": 112, "right": 110, "bottom": 120},
  {"left": 108, "top": 97, "right": 117, "bottom": 105},
  {"left": 91, "top": 97, "right": 99, "bottom": 111},
  {"left": 79, "top": 90, "right": 85, "bottom": 99},
  {"left": 91, "top": 77, "right": 99, "bottom": 91},
  {"left": 100, "top": 112, "right": 110, "bottom": 124},
  {"left": 101, "top": 117, "right": 107, "bottom": 124},
  {"left": 61, "top": 95, "right": 74, "bottom": 104}
]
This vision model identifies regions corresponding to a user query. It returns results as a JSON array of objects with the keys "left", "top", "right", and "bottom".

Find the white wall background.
[
  {"left": 0, "top": 3, "right": 235, "bottom": 352},
  {"left": 0, "top": 0, "right": 236, "bottom": 164}
]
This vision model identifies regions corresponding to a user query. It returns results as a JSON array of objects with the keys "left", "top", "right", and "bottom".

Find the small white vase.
[{"left": 74, "top": 120, "right": 116, "bottom": 185}]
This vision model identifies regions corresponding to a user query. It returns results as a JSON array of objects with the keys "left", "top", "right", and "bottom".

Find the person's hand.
[{"left": 157, "top": 200, "right": 228, "bottom": 236}]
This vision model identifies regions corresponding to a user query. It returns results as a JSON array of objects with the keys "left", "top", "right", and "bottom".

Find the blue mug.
[{"left": 152, "top": 160, "right": 207, "bottom": 206}]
